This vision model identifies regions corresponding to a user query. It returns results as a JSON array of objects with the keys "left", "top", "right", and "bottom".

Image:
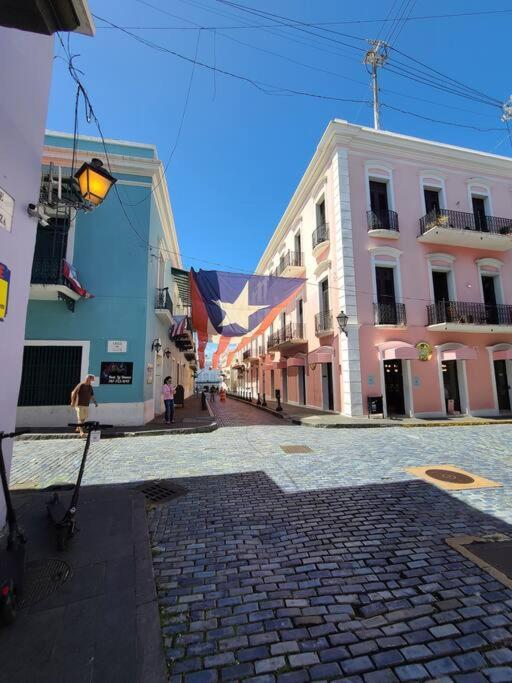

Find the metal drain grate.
[
  {"left": 280, "top": 445, "right": 313, "bottom": 454},
  {"left": 425, "top": 468, "right": 474, "bottom": 484},
  {"left": 20, "top": 558, "right": 72, "bottom": 608},
  {"left": 135, "top": 480, "right": 188, "bottom": 504}
]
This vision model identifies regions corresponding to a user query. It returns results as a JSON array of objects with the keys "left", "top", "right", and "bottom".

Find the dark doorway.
[
  {"left": 298, "top": 366, "right": 306, "bottom": 405},
  {"left": 316, "top": 199, "right": 326, "bottom": 228},
  {"left": 319, "top": 278, "right": 329, "bottom": 313},
  {"left": 494, "top": 360, "right": 511, "bottom": 411},
  {"left": 370, "top": 180, "right": 389, "bottom": 213},
  {"left": 432, "top": 271, "right": 450, "bottom": 303},
  {"left": 282, "top": 370, "right": 288, "bottom": 403},
  {"left": 424, "top": 189, "right": 441, "bottom": 215},
  {"left": 472, "top": 196, "right": 488, "bottom": 231},
  {"left": 321, "top": 363, "right": 334, "bottom": 411},
  {"left": 442, "top": 360, "right": 461, "bottom": 413},
  {"left": 383, "top": 360, "right": 405, "bottom": 416},
  {"left": 482, "top": 275, "right": 499, "bottom": 324},
  {"left": 376, "top": 266, "right": 397, "bottom": 324},
  {"left": 270, "top": 370, "right": 275, "bottom": 398},
  {"left": 297, "top": 299, "right": 304, "bottom": 326}
]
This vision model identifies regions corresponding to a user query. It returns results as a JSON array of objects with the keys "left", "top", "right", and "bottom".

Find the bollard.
[
  {"left": 256, "top": 393, "right": 261, "bottom": 405},
  {"left": 201, "top": 391, "right": 207, "bottom": 411},
  {"left": 262, "top": 393, "right": 267, "bottom": 407},
  {"left": 275, "top": 389, "right": 283, "bottom": 412}
]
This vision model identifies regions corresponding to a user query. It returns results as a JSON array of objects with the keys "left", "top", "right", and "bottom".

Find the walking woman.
[{"left": 162, "top": 376, "right": 176, "bottom": 424}]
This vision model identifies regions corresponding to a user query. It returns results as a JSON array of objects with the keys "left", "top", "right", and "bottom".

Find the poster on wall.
[
  {"left": 100, "top": 361, "right": 133, "bottom": 384},
  {"left": 0, "top": 262, "right": 11, "bottom": 321}
]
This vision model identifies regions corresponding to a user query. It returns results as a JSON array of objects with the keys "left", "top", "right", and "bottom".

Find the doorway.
[
  {"left": 442, "top": 360, "right": 461, "bottom": 413},
  {"left": 424, "top": 188, "right": 441, "bottom": 215},
  {"left": 482, "top": 275, "right": 499, "bottom": 324},
  {"left": 376, "top": 266, "right": 397, "bottom": 323},
  {"left": 298, "top": 366, "right": 306, "bottom": 405},
  {"left": 472, "top": 196, "right": 488, "bottom": 231},
  {"left": 494, "top": 360, "right": 511, "bottom": 411},
  {"left": 321, "top": 363, "right": 334, "bottom": 411},
  {"left": 282, "top": 370, "right": 288, "bottom": 404},
  {"left": 270, "top": 370, "right": 275, "bottom": 399},
  {"left": 383, "top": 359, "right": 405, "bottom": 415}
]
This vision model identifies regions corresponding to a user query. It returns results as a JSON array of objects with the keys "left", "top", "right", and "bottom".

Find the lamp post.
[
  {"left": 336, "top": 310, "right": 349, "bottom": 336},
  {"left": 74, "top": 158, "right": 117, "bottom": 207}
]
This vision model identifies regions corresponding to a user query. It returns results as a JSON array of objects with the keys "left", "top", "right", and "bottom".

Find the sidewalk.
[
  {"left": 0, "top": 483, "right": 166, "bottom": 683},
  {"left": 19, "top": 395, "right": 217, "bottom": 440},
  {"left": 228, "top": 393, "right": 512, "bottom": 428}
]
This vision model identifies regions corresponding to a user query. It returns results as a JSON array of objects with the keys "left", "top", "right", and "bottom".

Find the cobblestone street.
[{"left": 10, "top": 399, "right": 512, "bottom": 682}]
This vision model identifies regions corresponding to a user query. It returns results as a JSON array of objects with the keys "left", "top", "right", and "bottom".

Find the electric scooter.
[
  {"left": 47, "top": 421, "right": 113, "bottom": 551},
  {"left": 0, "top": 430, "right": 28, "bottom": 626}
]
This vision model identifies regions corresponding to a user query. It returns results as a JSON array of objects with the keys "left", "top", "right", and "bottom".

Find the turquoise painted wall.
[{"left": 25, "top": 178, "right": 152, "bottom": 404}]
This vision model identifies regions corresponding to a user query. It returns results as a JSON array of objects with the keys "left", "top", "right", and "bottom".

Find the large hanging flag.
[{"left": 191, "top": 269, "right": 305, "bottom": 367}]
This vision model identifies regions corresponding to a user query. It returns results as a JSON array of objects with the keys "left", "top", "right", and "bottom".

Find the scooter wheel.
[{"left": 56, "top": 526, "right": 68, "bottom": 551}]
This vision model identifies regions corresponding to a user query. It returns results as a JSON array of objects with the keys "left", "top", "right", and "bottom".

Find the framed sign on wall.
[{"left": 100, "top": 361, "right": 133, "bottom": 384}]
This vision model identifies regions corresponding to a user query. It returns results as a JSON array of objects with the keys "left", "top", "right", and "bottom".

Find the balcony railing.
[
  {"left": 155, "top": 287, "right": 173, "bottom": 314},
  {"left": 312, "top": 223, "right": 329, "bottom": 249},
  {"left": 427, "top": 300, "right": 512, "bottom": 326},
  {"left": 277, "top": 250, "right": 303, "bottom": 275},
  {"left": 267, "top": 322, "right": 305, "bottom": 349},
  {"left": 374, "top": 302, "right": 407, "bottom": 326},
  {"left": 419, "top": 209, "right": 512, "bottom": 236},
  {"left": 31, "top": 256, "right": 66, "bottom": 285},
  {"left": 315, "top": 310, "right": 333, "bottom": 334},
  {"left": 367, "top": 209, "right": 399, "bottom": 232}
]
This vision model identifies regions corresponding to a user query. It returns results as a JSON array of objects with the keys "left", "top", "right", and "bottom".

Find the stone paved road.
[
  {"left": 10, "top": 399, "right": 512, "bottom": 682},
  {"left": 210, "top": 398, "right": 284, "bottom": 427}
]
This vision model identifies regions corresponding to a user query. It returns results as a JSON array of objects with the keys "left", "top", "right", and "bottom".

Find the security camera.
[{"left": 27, "top": 202, "right": 50, "bottom": 226}]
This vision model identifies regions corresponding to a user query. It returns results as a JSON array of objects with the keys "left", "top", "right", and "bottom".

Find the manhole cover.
[
  {"left": 20, "top": 558, "right": 72, "bottom": 608},
  {"left": 281, "top": 445, "right": 313, "bottom": 454},
  {"left": 135, "top": 480, "right": 188, "bottom": 504},
  {"left": 425, "top": 468, "right": 475, "bottom": 484}
]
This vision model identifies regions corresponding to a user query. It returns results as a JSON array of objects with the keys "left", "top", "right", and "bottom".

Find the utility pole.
[{"left": 364, "top": 40, "right": 388, "bottom": 130}]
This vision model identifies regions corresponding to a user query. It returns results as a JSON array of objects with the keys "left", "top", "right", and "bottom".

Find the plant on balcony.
[
  {"left": 499, "top": 225, "right": 512, "bottom": 235},
  {"left": 426, "top": 213, "right": 449, "bottom": 230}
]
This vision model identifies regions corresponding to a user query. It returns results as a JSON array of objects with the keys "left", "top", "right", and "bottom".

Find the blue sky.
[{"left": 47, "top": 0, "right": 512, "bottom": 276}]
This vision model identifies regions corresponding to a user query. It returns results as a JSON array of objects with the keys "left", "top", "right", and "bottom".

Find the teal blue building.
[{"left": 16, "top": 132, "right": 195, "bottom": 428}]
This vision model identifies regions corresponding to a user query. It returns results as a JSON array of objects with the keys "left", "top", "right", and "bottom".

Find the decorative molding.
[
  {"left": 427, "top": 252, "right": 456, "bottom": 264},
  {"left": 476, "top": 257, "right": 503, "bottom": 269},
  {"left": 369, "top": 245, "right": 403, "bottom": 258}
]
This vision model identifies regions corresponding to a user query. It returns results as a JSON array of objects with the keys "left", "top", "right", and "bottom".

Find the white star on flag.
[{"left": 214, "top": 282, "right": 268, "bottom": 331}]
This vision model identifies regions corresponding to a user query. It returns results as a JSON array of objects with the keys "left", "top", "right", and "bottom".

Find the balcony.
[
  {"left": 315, "top": 310, "right": 334, "bottom": 336},
  {"left": 243, "top": 348, "right": 260, "bottom": 363},
  {"left": 427, "top": 300, "right": 512, "bottom": 333},
  {"left": 258, "top": 345, "right": 266, "bottom": 357},
  {"left": 267, "top": 322, "right": 306, "bottom": 351},
  {"left": 312, "top": 223, "right": 330, "bottom": 256},
  {"left": 374, "top": 302, "right": 407, "bottom": 326},
  {"left": 367, "top": 209, "right": 399, "bottom": 239},
  {"left": 172, "top": 316, "right": 194, "bottom": 350},
  {"left": 155, "top": 287, "right": 173, "bottom": 324},
  {"left": 277, "top": 250, "right": 305, "bottom": 278},
  {"left": 30, "top": 256, "right": 81, "bottom": 310},
  {"left": 418, "top": 209, "right": 512, "bottom": 251}
]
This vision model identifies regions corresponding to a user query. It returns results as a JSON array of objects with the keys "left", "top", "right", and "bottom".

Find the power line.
[{"left": 97, "top": 8, "right": 512, "bottom": 30}]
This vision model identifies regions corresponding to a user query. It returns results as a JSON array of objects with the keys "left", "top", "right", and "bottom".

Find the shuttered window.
[{"left": 18, "top": 346, "right": 82, "bottom": 406}]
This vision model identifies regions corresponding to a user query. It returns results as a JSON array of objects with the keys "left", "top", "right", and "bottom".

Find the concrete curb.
[{"left": 18, "top": 422, "right": 218, "bottom": 441}]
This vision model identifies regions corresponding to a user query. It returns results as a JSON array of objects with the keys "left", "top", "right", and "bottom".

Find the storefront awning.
[
  {"left": 377, "top": 341, "right": 418, "bottom": 360},
  {"left": 308, "top": 346, "right": 334, "bottom": 364},
  {"left": 493, "top": 348, "right": 512, "bottom": 361},
  {"left": 287, "top": 356, "right": 305, "bottom": 368},
  {"left": 440, "top": 347, "right": 477, "bottom": 361}
]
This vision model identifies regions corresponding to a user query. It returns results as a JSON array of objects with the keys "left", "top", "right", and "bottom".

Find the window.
[
  {"left": 472, "top": 196, "right": 488, "bottom": 231},
  {"left": 294, "top": 231, "right": 301, "bottom": 254},
  {"left": 319, "top": 278, "right": 329, "bottom": 313},
  {"left": 424, "top": 188, "right": 441, "bottom": 215},
  {"left": 370, "top": 180, "right": 389, "bottom": 215},
  {"left": 18, "top": 345, "right": 82, "bottom": 406},
  {"left": 316, "top": 198, "right": 326, "bottom": 228},
  {"left": 296, "top": 299, "right": 303, "bottom": 325},
  {"left": 31, "top": 213, "right": 70, "bottom": 285}
]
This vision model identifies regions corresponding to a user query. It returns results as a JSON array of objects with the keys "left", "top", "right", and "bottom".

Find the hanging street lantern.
[
  {"left": 74, "top": 158, "right": 117, "bottom": 207},
  {"left": 336, "top": 310, "right": 349, "bottom": 336}
]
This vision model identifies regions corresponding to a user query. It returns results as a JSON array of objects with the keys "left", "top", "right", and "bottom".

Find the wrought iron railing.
[
  {"left": 315, "top": 310, "right": 333, "bottom": 333},
  {"left": 277, "top": 250, "right": 303, "bottom": 275},
  {"left": 367, "top": 209, "right": 399, "bottom": 232},
  {"left": 267, "top": 322, "right": 305, "bottom": 349},
  {"left": 312, "top": 223, "right": 329, "bottom": 249},
  {"left": 374, "top": 302, "right": 407, "bottom": 326},
  {"left": 419, "top": 209, "right": 512, "bottom": 236},
  {"left": 155, "top": 287, "right": 173, "bottom": 314},
  {"left": 31, "top": 256, "right": 66, "bottom": 285},
  {"left": 427, "top": 300, "right": 512, "bottom": 326}
]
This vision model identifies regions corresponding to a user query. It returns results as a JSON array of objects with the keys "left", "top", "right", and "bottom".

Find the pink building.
[{"left": 237, "top": 120, "right": 512, "bottom": 418}]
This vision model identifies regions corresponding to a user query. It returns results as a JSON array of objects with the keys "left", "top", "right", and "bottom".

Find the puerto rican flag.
[
  {"left": 191, "top": 268, "right": 305, "bottom": 368},
  {"left": 62, "top": 260, "right": 94, "bottom": 298},
  {"left": 169, "top": 316, "right": 187, "bottom": 338}
]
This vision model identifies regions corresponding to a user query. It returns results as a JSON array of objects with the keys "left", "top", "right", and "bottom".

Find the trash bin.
[
  {"left": 367, "top": 395, "right": 383, "bottom": 418},
  {"left": 175, "top": 384, "right": 185, "bottom": 408}
]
